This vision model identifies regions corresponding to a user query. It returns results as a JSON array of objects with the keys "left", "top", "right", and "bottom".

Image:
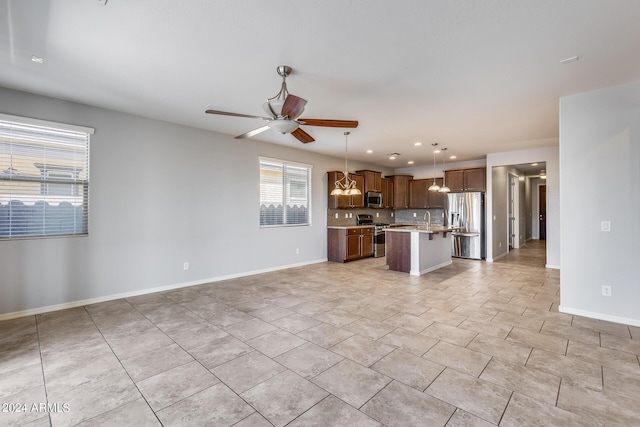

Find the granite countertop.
[
  {"left": 326, "top": 225, "right": 375, "bottom": 230},
  {"left": 385, "top": 225, "right": 458, "bottom": 234}
]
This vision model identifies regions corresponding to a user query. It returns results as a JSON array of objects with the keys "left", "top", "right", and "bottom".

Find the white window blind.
[
  {"left": 0, "top": 116, "right": 92, "bottom": 239},
  {"left": 259, "top": 157, "right": 311, "bottom": 227}
]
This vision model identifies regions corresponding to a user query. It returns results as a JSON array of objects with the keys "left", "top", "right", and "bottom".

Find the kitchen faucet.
[{"left": 424, "top": 211, "right": 431, "bottom": 229}]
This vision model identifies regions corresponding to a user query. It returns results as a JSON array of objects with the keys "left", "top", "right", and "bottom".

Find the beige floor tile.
[
  {"left": 0, "top": 362, "right": 43, "bottom": 400},
  {"left": 467, "top": 334, "right": 531, "bottom": 366},
  {"left": 383, "top": 313, "right": 433, "bottom": 333},
  {"left": 557, "top": 381, "right": 640, "bottom": 426},
  {"left": 241, "top": 370, "right": 328, "bottom": 427},
  {"left": 522, "top": 307, "right": 573, "bottom": 325},
  {"left": 387, "top": 301, "right": 430, "bottom": 316},
  {"left": 74, "top": 397, "right": 160, "bottom": 427},
  {"left": 313, "top": 309, "right": 361, "bottom": 328},
  {"left": 275, "top": 342, "right": 343, "bottom": 379},
  {"left": 290, "top": 301, "right": 332, "bottom": 316},
  {"left": 539, "top": 321, "right": 601, "bottom": 346},
  {"left": 289, "top": 395, "right": 382, "bottom": 427},
  {"left": 157, "top": 383, "right": 254, "bottom": 427},
  {"left": 600, "top": 332, "right": 640, "bottom": 356},
  {"left": 567, "top": 340, "right": 640, "bottom": 375},
  {"left": 233, "top": 412, "right": 273, "bottom": 427},
  {"left": 269, "top": 313, "right": 322, "bottom": 334},
  {"left": 506, "top": 327, "right": 567, "bottom": 354},
  {"left": 120, "top": 343, "right": 194, "bottom": 382},
  {"left": 419, "top": 307, "right": 468, "bottom": 326},
  {"left": 500, "top": 392, "right": 597, "bottom": 427},
  {"left": 189, "top": 335, "right": 253, "bottom": 369},
  {"left": 491, "top": 312, "right": 543, "bottom": 332},
  {"left": 377, "top": 328, "right": 438, "bottom": 356},
  {"left": 525, "top": 348, "right": 602, "bottom": 391},
  {"left": 343, "top": 317, "right": 396, "bottom": 340},
  {"left": 43, "top": 352, "right": 124, "bottom": 394},
  {"left": 603, "top": 366, "right": 640, "bottom": 402},
  {"left": 630, "top": 325, "right": 640, "bottom": 339},
  {"left": 371, "top": 349, "right": 445, "bottom": 391},
  {"left": 362, "top": 380, "right": 456, "bottom": 426},
  {"left": 105, "top": 329, "right": 174, "bottom": 360},
  {"left": 271, "top": 295, "right": 308, "bottom": 308},
  {"left": 421, "top": 322, "right": 478, "bottom": 347},
  {"left": 212, "top": 351, "right": 285, "bottom": 394},
  {"left": 246, "top": 329, "right": 307, "bottom": 358},
  {"left": 137, "top": 360, "right": 219, "bottom": 411},
  {"left": 296, "top": 323, "right": 354, "bottom": 348},
  {"left": 450, "top": 304, "right": 499, "bottom": 323},
  {"left": 571, "top": 316, "right": 631, "bottom": 338},
  {"left": 249, "top": 304, "right": 294, "bottom": 322},
  {"left": 222, "top": 318, "right": 277, "bottom": 341},
  {"left": 445, "top": 408, "right": 497, "bottom": 427},
  {"left": 458, "top": 318, "right": 512, "bottom": 339},
  {"left": 330, "top": 335, "right": 395, "bottom": 367},
  {"left": 426, "top": 368, "right": 511, "bottom": 425},
  {"left": 479, "top": 358, "right": 560, "bottom": 406},
  {"left": 167, "top": 323, "right": 229, "bottom": 349},
  {"left": 423, "top": 341, "right": 491, "bottom": 377},
  {"left": 311, "top": 359, "right": 391, "bottom": 408}
]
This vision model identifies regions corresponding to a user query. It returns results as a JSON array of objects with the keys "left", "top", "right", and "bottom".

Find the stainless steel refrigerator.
[{"left": 446, "top": 192, "right": 485, "bottom": 260}]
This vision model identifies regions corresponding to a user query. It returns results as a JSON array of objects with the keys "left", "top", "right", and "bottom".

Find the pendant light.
[
  {"left": 428, "top": 143, "right": 441, "bottom": 191},
  {"left": 439, "top": 147, "right": 451, "bottom": 193},
  {"left": 331, "top": 132, "right": 362, "bottom": 196}
]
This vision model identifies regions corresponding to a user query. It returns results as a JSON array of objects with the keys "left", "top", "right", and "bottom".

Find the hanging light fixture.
[
  {"left": 428, "top": 143, "right": 441, "bottom": 191},
  {"left": 540, "top": 170, "right": 547, "bottom": 179},
  {"left": 439, "top": 147, "right": 450, "bottom": 193},
  {"left": 331, "top": 132, "right": 362, "bottom": 196}
]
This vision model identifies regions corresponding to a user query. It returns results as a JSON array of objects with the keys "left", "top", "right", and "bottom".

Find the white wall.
[
  {"left": 559, "top": 81, "right": 640, "bottom": 326},
  {"left": 0, "top": 87, "right": 388, "bottom": 318},
  {"left": 486, "top": 145, "right": 559, "bottom": 267}
]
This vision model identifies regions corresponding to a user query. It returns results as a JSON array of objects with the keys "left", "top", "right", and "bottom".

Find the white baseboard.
[
  {"left": 0, "top": 258, "right": 327, "bottom": 322},
  {"left": 487, "top": 251, "right": 508, "bottom": 263},
  {"left": 411, "top": 260, "right": 452, "bottom": 276},
  {"left": 545, "top": 264, "right": 560, "bottom": 269},
  {"left": 559, "top": 306, "right": 640, "bottom": 327}
]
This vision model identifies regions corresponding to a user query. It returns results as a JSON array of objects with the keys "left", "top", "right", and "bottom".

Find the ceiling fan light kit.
[
  {"left": 331, "top": 132, "right": 361, "bottom": 196},
  {"left": 205, "top": 65, "right": 358, "bottom": 143}
]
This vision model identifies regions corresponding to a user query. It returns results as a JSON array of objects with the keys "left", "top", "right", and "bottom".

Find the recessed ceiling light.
[
  {"left": 449, "top": 155, "right": 457, "bottom": 159},
  {"left": 531, "top": 162, "right": 538, "bottom": 166},
  {"left": 366, "top": 149, "right": 373, "bottom": 154},
  {"left": 414, "top": 142, "right": 422, "bottom": 146},
  {"left": 407, "top": 161, "right": 414, "bottom": 165},
  {"left": 389, "top": 156, "right": 396, "bottom": 160},
  {"left": 31, "top": 55, "right": 44, "bottom": 64},
  {"left": 560, "top": 56, "right": 579, "bottom": 64}
]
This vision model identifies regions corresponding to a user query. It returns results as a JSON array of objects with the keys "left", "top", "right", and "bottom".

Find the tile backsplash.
[{"left": 327, "top": 208, "right": 444, "bottom": 227}]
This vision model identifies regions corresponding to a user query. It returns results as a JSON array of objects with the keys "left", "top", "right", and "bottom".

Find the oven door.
[{"left": 373, "top": 230, "right": 385, "bottom": 257}]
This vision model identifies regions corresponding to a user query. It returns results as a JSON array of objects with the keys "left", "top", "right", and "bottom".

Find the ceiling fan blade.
[
  {"left": 291, "top": 128, "right": 315, "bottom": 144},
  {"left": 206, "top": 109, "right": 270, "bottom": 120},
  {"left": 281, "top": 95, "right": 307, "bottom": 119},
  {"left": 235, "top": 125, "right": 270, "bottom": 139},
  {"left": 298, "top": 118, "right": 359, "bottom": 128}
]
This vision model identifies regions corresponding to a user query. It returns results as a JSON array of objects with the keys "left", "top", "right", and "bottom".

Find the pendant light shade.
[
  {"left": 428, "top": 143, "right": 441, "bottom": 192},
  {"left": 439, "top": 147, "right": 451, "bottom": 193},
  {"left": 331, "top": 132, "right": 361, "bottom": 196}
]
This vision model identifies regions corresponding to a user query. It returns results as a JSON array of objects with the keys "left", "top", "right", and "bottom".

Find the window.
[
  {"left": 0, "top": 114, "right": 93, "bottom": 239},
  {"left": 259, "top": 157, "right": 311, "bottom": 227}
]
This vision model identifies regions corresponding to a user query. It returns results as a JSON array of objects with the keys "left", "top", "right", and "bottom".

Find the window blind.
[
  {"left": 259, "top": 157, "right": 311, "bottom": 227},
  {"left": 0, "top": 116, "right": 92, "bottom": 239}
]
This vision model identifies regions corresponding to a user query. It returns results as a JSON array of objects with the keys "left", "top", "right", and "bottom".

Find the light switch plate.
[{"left": 601, "top": 221, "right": 611, "bottom": 232}]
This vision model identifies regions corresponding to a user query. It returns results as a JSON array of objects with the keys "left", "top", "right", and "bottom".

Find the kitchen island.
[{"left": 385, "top": 226, "right": 456, "bottom": 276}]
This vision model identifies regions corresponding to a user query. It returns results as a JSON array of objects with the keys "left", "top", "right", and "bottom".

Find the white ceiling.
[{"left": 2, "top": 0, "right": 639, "bottom": 168}]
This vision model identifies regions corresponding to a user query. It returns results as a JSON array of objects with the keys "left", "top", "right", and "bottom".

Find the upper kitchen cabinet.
[
  {"left": 444, "top": 168, "right": 486, "bottom": 192},
  {"left": 427, "top": 178, "right": 446, "bottom": 208},
  {"left": 381, "top": 178, "right": 394, "bottom": 208},
  {"left": 409, "top": 179, "right": 429, "bottom": 208},
  {"left": 327, "top": 171, "right": 365, "bottom": 208},
  {"left": 387, "top": 175, "right": 412, "bottom": 209},
  {"left": 356, "top": 170, "right": 382, "bottom": 193}
]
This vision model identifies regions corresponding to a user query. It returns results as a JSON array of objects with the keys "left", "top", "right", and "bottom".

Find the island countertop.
[{"left": 385, "top": 225, "right": 459, "bottom": 234}]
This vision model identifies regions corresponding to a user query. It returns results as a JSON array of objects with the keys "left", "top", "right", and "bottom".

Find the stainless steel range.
[{"left": 356, "top": 214, "right": 389, "bottom": 258}]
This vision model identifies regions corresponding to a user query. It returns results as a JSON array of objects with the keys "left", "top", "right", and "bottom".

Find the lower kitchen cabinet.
[{"left": 328, "top": 227, "right": 374, "bottom": 262}]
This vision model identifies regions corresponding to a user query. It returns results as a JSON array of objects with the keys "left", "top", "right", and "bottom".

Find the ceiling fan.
[{"left": 205, "top": 65, "right": 358, "bottom": 143}]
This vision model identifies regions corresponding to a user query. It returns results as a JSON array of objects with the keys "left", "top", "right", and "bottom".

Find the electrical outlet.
[
  {"left": 349, "top": 213, "right": 352, "bottom": 218},
  {"left": 376, "top": 212, "right": 380, "bottom": 218},
  {"left": 183, "top": 262, "right": 189, "bottom": 271},
  {"left": 601, "top": 221, "right": 611, "bottom": 232},
  {"left": 602, "top": 285, "right": 612, "bottom": 296},
  {"left": 391, "top": 212, "right": 394, "bottom": 218},
  {"left": 335, "top": 213, "right": 339, "bottom": 219},
  {"left": 413, "top": 212, "right": 417, "bottom": 217},
  {"left": 345, "top": 213, "right": 348, "bottom": 218}
]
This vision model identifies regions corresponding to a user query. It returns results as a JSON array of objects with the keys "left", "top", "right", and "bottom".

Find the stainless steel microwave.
[{"left": 366, "top": 192, "right": 383, "bottom": 208}]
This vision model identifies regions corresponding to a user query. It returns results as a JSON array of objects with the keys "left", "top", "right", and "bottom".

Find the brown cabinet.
[
  {"left": 409, "top": 179, "right": 429, "bottom": 208},
  {"left": 327, "top": 171, "right": 365, "bottom": 208},
  {"left": 444, "top": 168, "right": 486, "bottom": 192},
  {"left": 356, "top": 170, "right": 382, "bottom": 193},
  {"left": 387, "top": 175, "right": 412, "bottom": 209},
  {"left": 428, "top": 178, "right": 446, "bottom": 208},
  {"left": 328, "top": 227, "right": 374, "bottom": 262},
  {"left": 381, "top": 178, "right": 394, "bottom": 208}
]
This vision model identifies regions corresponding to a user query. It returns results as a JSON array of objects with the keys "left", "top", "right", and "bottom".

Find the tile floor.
[{"left": 1, "top": 240, "right": 640, "bottom": 426}]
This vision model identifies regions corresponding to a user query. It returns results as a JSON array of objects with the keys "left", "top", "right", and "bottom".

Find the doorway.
[{"left": 539, "top": 185, "right": 546, "bottom": 240}]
